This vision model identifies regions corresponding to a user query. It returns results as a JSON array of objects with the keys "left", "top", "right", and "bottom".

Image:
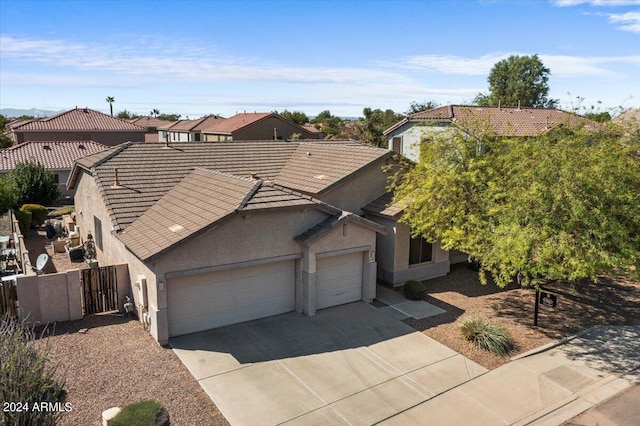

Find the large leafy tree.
[
  {"left": 405, "top": 100, "right": 440, "bottom": 115},
  {"left": 474, "top": 54, "right": 557, "bottom": 108},
  {"left": 391, "top": 123, "right": 640, "bottom": 288},
  {"left": 355, "top": 107, "right": 403, "bottom": 147},
  {"left": 280, "top": 110, "right": 309, "bottom": 126},
  {"left": 8, "top": 161, "right": 60, "bottom": 206},
  {"left": 311, "top": 110, "right": 345, "bottom": 138},
  {"left": 0, "top": 177, "right": 18, "bottom": 215}
]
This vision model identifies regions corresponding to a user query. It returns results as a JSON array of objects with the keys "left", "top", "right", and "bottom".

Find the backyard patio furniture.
[{"left": 66, "top": 244, "right": 84, "bottom": 262}]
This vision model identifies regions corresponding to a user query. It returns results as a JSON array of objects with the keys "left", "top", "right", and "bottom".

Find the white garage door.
[
  {"left": 167, "top": 260, "right": 295, "bottom": 337},
  {"left": 316, "top": 252, "right": 363, "bottom": 310}
]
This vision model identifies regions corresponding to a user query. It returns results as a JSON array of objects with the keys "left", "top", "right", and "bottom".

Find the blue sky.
[{"left": 1, "top": 0, "right": 639, "bottom": 118}]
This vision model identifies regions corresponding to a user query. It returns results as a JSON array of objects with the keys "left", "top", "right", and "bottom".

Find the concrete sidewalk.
[{"left": 381, "top": 325, "right": 640, "bottom": 426}]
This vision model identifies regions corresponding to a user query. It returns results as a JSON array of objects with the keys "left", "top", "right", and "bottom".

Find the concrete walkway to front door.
[{"left": 170, "top": 302, "right": 486, "bottom": 425}]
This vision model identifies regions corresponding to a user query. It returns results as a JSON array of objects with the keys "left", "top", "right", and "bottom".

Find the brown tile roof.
[
  {"left": 273, "top": 143, "right": 391, "bottom": 194},
  {"left": 295, "top": 212, "right": 387, "bottom": 246},
  {"left": 128, "top": 116, "right": 176, "bottom": 129},
  {"left": 613, "top": 108, "right": 640, "bottom": 124},
  {"left": 198, "top": 112, "right": 272, "bottom": 134},
  {"left": 11, "top": 108, "right": 145, "bottom": 132},
  {"left": 71, "top": 141, "right": 390, "bottom": 232},
  {"left": 384, "top": 105, "right": 592, "bottom": 136},
  {"left": 163, "top": 115, "right": 224, "bottom": 132},
  {"left": 362, "top": 192, "right": 405, "bottom": 219},
  {"left": 117, "top": 169, "right": 335, "bottom": 260},
  {"left": 0, "top": 140, "right": 108, "bottom": 171}
]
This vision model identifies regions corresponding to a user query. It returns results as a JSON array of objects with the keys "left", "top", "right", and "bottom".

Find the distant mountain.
[{"left": 0, "top": 108, "right": 62, "bottom": 118}]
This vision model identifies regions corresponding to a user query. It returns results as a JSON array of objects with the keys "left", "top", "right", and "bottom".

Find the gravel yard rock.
[{"left": 37, "top": 314, "right": 229, "bottom": 426}]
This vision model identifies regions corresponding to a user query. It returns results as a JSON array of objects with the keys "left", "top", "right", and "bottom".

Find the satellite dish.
[{"left": 35, "top": 253, "right": 49, "bottom": 274}]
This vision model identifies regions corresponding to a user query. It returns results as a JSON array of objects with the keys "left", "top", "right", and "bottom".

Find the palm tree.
[
  {"left": 106, "top": 96, "right": 115, "bottom": 116},
  {"left": 150, "top": 108, "right": 160, "bottom": 118}
]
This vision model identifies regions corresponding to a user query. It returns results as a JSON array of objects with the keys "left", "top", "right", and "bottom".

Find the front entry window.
[{"left": 409, "top": 235, "right": 433, "bottom": 265}]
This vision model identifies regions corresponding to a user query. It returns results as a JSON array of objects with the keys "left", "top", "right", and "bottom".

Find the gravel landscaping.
[
  {"left": 36, "top": 314, "right": 229, "bottom": 426},
  {"left": 397, "top": 263, "right": 640, "bottom": 370}
]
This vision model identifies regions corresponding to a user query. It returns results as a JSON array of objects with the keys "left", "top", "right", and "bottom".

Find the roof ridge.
[{"left": 91, "top": 142, "right": 133, "bottom": 169}]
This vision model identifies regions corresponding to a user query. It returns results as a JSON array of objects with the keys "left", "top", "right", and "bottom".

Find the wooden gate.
[
  {"left": 81, "top": 266, "right": 118, "bottom": 315},
  {"left": 0, "top": 278, "right": 18, "bottom": 317}
]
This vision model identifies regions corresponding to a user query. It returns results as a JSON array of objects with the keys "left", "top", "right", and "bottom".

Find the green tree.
[
  {"left": 150, "top": 108, "right": 160, "bottom": 118},
  {"left": 0, "top": 178, "right": 18, "bottom": 215},
  {"left": 0, "top": 114, "right": 13, "bottom": 148},
  {"left": 355, "top": 107, "right": 402, "bottom": 147},
  {"left": 474, "top": 54, "right": 557, "bottom": 108},
  {"left": 280, "top": 110, "right": 309, "bottom": 126},
  {"left": 8, "top": 161, "right": 60, "bottom": 206},
  {"left": 116, "top": 110, "right": 134, "bottom": 119},
  {"left": 391, "top": 123, "right": 640, "bottom": 288},
  {"left": 105, "top": 96, "right": 115, "bottom": 116},
  {"left": 157, "top": 113, "right": 181, "bottom": 122},
  {"left": 405, "top": 100, "right": 440, "bottom": 115},
  {"left": 311, "top": 110, "right": 345, "bottom": 138}
]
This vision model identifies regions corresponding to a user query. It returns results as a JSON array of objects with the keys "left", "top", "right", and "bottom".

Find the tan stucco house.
[
  {"left": 7, "top": 107, "right": 146, "bottom": 146},
  {"left": 68, "top": 140, "right": 456, "bottom": 344}
]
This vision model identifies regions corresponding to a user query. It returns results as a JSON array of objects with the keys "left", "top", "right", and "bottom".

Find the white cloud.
[
  {"left": 606, "top": 11, "right": 640, "bottom": 32},
  {"left": 552, "top": 0, "right": 640, "bottom": 6},
  {"left": 392, "top": 52, "right": 640, "bottom": 78}
]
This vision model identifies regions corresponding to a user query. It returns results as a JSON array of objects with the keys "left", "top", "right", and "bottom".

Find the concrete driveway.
[{"left": 170, "top": 302, "right": 486, "bottom": 425}]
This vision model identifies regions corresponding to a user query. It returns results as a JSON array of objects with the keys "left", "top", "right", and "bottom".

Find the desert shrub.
[
  {"left": 111, "top": 399, "right": 167, "bottom": 426},
  {"left": 404, "top": 280, "right": 426, "bottom": 300},
  {"left": 0, "top": 315, "right": 67, "bottom": 426},
  {"left": 459, "top": 316, "right": 514, "bottom": 356},
  {"left": 13, "top": 208, "right": 31, "bottom": 236},
  {"left": 21, "top": 204, "right": 48, "bottom": 228}
]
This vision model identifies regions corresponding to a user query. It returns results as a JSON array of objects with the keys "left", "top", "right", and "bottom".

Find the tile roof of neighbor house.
[
  {"left": 10, "top": 107, "right": 145, "bottom": 132},
  {"left": 161, "top": 115, "right": 225, "bottom": 131},
  {"left": 69, "top": 140, "right": 392, "bottom": 232},
  {"left": 128, "top": 116, "right": 176, "bottom": 129},
  {"left": 117, "top": 168, "right": 338, "bottom": 260},
  {"left": 613, "top": 108, "right": 640, "bottom": 124},
  {"left": 384, "top": 105, "right": 592, "bottom": 136},
  {"left": 362, "top": 192, "right": 405, "bottom": 219},
  {"left": 199, "top": 112, "right": 272, "bottom": 134},
  {"left": 0, "top": 140, "right": 108, "bottom": 171}
]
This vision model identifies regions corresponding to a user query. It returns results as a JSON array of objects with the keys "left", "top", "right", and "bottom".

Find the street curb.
[{"left": 509, "top": 326, "right": 598, "bottom": 361}]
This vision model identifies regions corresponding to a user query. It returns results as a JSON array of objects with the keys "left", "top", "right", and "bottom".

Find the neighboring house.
[
  {"left": 385, "top": 105, "right": 591, "bottom": 161},
  {"left": 128, "top": 116, "right": 176, "bottom": 142},
  {"left": 613, "top": 108, "right": 640, "bottom": 126},
  {"left": 0, "top": 140, "right": 108, "bottom": 201},
  {"left": 67, "top": 140, "right": 455, "bottom": 344},
  {"left": 158, "top": 115, "right": 224, "bottom": 143},
  {"left": 7, "top": 107, "right": 146, "bottom": 146},
  {"left": 197, "top": 112, "right": 322, "bottom": 141}
]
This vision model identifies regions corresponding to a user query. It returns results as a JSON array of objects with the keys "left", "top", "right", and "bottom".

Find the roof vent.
[
  {"left": 43, "top": 145, "right": 51, "bottom": 150},
  {"left": 111, "top": 168, "right": 123, "bottom": 189},
  {"left": 78, "top": 143, "right": 85, "bottom": 149},
  {"left": 250, "top": 172, "right": 258, "bottom": 180}
]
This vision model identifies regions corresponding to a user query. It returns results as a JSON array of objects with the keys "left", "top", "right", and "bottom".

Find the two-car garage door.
[
  {"left": 167, "top": 260, "right": 295, "bottom": 337},
  {"left": 167, "top": 252, "right": 365, "bottom": 337}
]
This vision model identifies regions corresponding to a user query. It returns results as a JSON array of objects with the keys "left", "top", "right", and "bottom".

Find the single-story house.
[
  {"left": 157, "top": 115, "right": 224, "bottom": 143},
  {"left": 68, "top": 140, "right": 456, "bottom": 343},
  {"left": 7, "top": 107, "right": 146, "bottom": 146},
  {"left": 157, "top": 113, "right": 322, "bottom": 143},
  {"left": 128, "top": 116, "right": 176, "bottom": 142},
  {"left": 385, "top": 105, "right": 591, "bottom": 161},
  {"left": 0, "top": 140, "right": 108, "bottom": 200}
]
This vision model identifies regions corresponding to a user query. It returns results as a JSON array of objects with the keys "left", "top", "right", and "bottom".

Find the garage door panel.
[
  {"left": 168, "top": 260, "right": 295, "bottom": 337},
  {"left": 317, "top": 252, "right": 363, "bottom": 310}
]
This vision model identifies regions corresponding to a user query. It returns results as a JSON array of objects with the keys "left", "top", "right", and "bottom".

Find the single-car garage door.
[
  {"left": 167, "top": 260, "right": 295, "bottom": 337},
  {"left": 316, "top": 252, "right": 363, "bottom": 310}
]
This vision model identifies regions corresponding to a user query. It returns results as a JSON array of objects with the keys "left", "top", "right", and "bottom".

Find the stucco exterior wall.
[
  {"left": 320, "top": 158, "right": 392, "bottom": 215},
  {"left": 14, "top": 131, "right": 145, "bottom": 146},
  {"left": 16, "top": 270, "right": 83, "bottom": 324},
  {"left": 386, "top": 122, "right": 450, "bottom": 162}
]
